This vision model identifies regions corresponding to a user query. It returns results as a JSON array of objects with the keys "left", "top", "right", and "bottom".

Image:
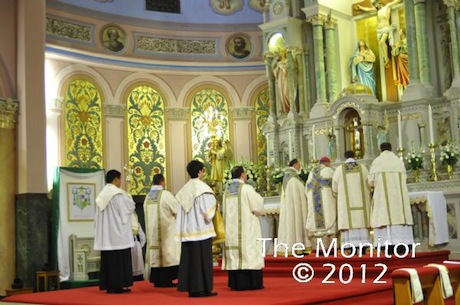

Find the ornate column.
[
  {"left": 414, "top": 0, "right": 432, "bottom": 86},
  {"left": 307, "top": 15, "right": 327, "bottom": 103},
  {"left": 292, "top": 48, "right": 306, "bottom": 116},
  {"left": 0, "top": 98, "right": 19, "bottom": 295},
  {"left": 334, "top": 125, "right": 343, "bottom": 162},
  {"left": 324, "top": 16, "right": 339, "bottom": 103},
  {"left": 444, "top": 0, "right": 460, "bottom": 93},
  {"left": 287, "top": 48, "right": 297, "bottom": 115},
  {"left": 401, "top": 0, "right": 428, "bottom": 100},
  {"left": 361, "top": 122, "right": 373, "bottom": 160},
  {"left": 264, "top": 52, "right": 278, "bottom": 121}
]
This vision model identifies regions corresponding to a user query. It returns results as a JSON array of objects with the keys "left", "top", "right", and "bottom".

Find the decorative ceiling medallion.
[{"left": 210, "top": 0, "right": 243, "bottom": 15}]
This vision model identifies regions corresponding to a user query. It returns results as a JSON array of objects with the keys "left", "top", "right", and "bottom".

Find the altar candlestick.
[
  {"left": 397, "top": 111, "right": 402, "bottom": 148},
  {"left": 428, "top": 105, "right": 435, "bottom": 144},
  {"left": 311, "top": 125, "right": 316, "bottom": 160},
  {"left": 288, "top": 130, "right": 292, "bottom": 160},
  {"left": 266, "top": 134, "right": 270, "bottom": 166}
]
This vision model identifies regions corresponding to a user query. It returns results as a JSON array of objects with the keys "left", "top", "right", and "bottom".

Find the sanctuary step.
[{"left": 214, "top": 250, "right": 451, "bottom": 279}]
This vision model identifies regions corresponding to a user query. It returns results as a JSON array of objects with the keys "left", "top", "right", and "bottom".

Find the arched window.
[
  {"left": 127, "top": 85, "right": 166, "bottom": 194},
  {"left": 64, "top": 79, "right": 103, "bottom": 169}
]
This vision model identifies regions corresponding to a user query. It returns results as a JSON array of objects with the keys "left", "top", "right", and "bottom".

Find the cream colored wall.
[{"left": 0, "top": 0, "right": 16, "bottom": 97}]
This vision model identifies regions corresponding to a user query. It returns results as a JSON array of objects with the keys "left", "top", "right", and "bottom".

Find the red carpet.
[{"left": 1, "top": 250, "right": 453, "bottom": 305}]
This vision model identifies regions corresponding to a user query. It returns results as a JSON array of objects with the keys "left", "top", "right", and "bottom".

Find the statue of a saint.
[
  {"left": 208, "top": 137, "right": 232, "bottom": 183},
  {"left": 391, "top": 28, "right": 409, "bottom": 89},
  {"left": 272, "top": 48, "right": 290, "bottom": 114},
  {"left": 350, "top": 39, "right": 377, "bottom": 96},
  {"left": 326, "top": 133, "right": 337, "bottom": 161}
]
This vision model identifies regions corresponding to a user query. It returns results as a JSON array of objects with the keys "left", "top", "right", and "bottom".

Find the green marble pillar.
[
  {"left": 414, "top": 0, "right": 432, "bottom": 85},
  {"left": 308, "top": 15, "right": 327, "bottom": 103},
  {"left": 403, "top": 0, "right": 419, "bottom": 81},
  {"left": 324, "top": 17, "right": 339, "bottom": 102},
  {"left": 447, "top": 5, "right": 460, "bottom": 80}
]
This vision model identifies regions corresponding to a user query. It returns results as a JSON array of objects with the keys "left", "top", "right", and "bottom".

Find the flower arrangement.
[
  {"left": 271, "top": 167, "right": 285, "bottom": 185},
  {"left": 440, "top": 142, "right": 459, "bottom": 166},
  {"left": 223, "top": 161, "right": 260, "bottom": 188},
  {"left": 405, "top": 147, "right": 425, "bottom": 171}
]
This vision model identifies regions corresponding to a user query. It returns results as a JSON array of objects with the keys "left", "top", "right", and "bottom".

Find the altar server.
[
  {"left": 368, "top": 142, "right": 414, "bottom": 253},
  {"left": 144, "top": 173, "right": 180, "bottom": 287},
  {"left": 222, "top": 166, "right": 265, "bottom": 291},
  {"left": 305, "top": 156, "right": 336, "bottom": 253},
  {"left": 332, "top": 150, "right": 371, "bottom": 254},
  {"left": 277, "top": 159, "right": 311, "bottom": 254},
  {"left": 94, "top": 169, "right": 135, "bottom": 294},
  {"left": 175, "top": 160, "right": 218, "bottom": 298}
]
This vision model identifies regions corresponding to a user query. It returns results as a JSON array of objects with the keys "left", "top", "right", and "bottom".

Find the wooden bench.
[{"left": 391, "top": 266, "right": 445, "bottom": 305}]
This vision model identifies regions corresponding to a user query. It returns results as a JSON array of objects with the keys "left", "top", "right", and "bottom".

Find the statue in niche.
[
  {"left": 208, "top": 136, "right": 232, "bottom": 184},
  {"left": 350, "top": 39, "right": 377, "bottom": 96},
  {"left": 326, "top": 133, "right": 337, "bottom": 161},
  {"left": 355, "top": 0, "right": 402, "bottom": 68},
  {"left": 392, "top": 28, "right": 409, "bottom": 89},
  {"left": 272, "top": 48, "right": 290, "bottom": 114},
  {"left": 376, "top": 110, "right": 389, "bottom": 148}
]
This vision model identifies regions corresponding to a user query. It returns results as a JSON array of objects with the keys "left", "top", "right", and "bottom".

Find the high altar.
[{"left": 258, "top": 0, "right": 460, "bottom": 256}]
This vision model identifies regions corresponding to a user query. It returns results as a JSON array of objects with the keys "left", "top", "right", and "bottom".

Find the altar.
[{"left": 261, "top": 180, "right": 459, "bottom": 255}]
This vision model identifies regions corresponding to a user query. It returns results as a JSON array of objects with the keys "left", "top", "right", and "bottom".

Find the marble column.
[
  {"left": 307, "top": 15, "right": 327, "bottom": 103},
  {"left": 293, "top": 48, "right": 306, "bottom": 116},
  {"left": 0, "top": 98, "right": 19, "bottom": 295},
  {"left": 445, "top": 0, "right": 460, "bottom": 89},
  {"left": 361, "top": 122, "right": 373, "bottom": 160},
  {"left": 402, "top": 0, "right": 428, "bottom": 101},
  {"left": 264, "top": 52, "right": 278, "bottom": 120},
  {"left": 414, "top": 0, "right": 432, "bottom": 86},
  {"left": 324, "top": 17, "right": 339, "bottom": 103},
  {"left": 334, "top": 126, "right": 343, "bottom": 162}
]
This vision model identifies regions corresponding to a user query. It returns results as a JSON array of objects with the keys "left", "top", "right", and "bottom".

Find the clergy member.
[
  {"left": 305, "top": 156, "right": 336, "bottom": 253},
  {"left": 368, "top": 142, "right": 414, "bottom": 254},
  {"left": 94, "top": 169, "right": 135, "bottom": 294},
  {"left": 175, "top": 160, "right": 218, "bottom": 298},
  {"left": 277, "top": 159, "right": 311, "bottom": 255},
  {"left": 332, "top": 150, "right": 371, "bottom": 255},
  {"left": 222, "top": 166, "right": 265, "bottom": 291},
  {"left": 144, "top": 173, "right": 180, "bottom": 287}
]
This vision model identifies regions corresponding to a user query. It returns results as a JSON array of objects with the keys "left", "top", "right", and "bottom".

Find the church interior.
[{"left": 1, "top": 0, "right": 460, "bottom": 300}]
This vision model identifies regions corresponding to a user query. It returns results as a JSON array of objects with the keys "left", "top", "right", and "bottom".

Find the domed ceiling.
[{"left": 52, "top": 0, "right": 264, "bottom": 25}]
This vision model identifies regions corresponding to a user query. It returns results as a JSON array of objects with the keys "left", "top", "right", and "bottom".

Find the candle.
[
  {"left": 398, "top": 111, "right": 402, "bottom": 148},
  {"left": 311, "top": 125, "right": 316, "bottom": 160},
  {"left": 266, "top": 134, "right": 270, "bottom": 166},
  {"left": 428, "top": 105, "right": 435, "bottom": 144},
  {"left": 288, "top": 130, "right": 292, "bottom": 160}
]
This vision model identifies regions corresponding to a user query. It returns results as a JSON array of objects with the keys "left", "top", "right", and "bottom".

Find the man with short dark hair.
[
  {"left": 368, "top": 142, "right": 414, "bottom": 254},
  {"left": 332, "top": 151, "right": 371, "bottom": 255},
  {"left": 144, "top": 173, "right": 180, "bottom": 287},
  {"left": 222, "top": 166, "right": 264, "bottom": 290},
  {"left": 94, "top": 169, "right": 135, "bottom": 294},
  {"left": 175, "top": 160, "right": 218, "bottom": 297}
]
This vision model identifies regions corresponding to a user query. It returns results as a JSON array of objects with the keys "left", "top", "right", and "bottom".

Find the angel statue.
[
  {"left": 208, "top": 136, "right": 233, "bottom": 184},
  {"left": 376, "top": 110, "right": 389, "bottom": 148}
]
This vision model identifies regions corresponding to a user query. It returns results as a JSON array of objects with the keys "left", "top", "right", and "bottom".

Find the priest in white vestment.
[
  {"left": 175, "top": 160, "right": 218, "bottom": 298},
  {"left": 222, "top": 166, "right": 265, "bottom": 291},
  {"left": 277, "top": 159, "right": 311, "bottom": 254},
  {"left": 144, "top": 173, "right": 180, "bottom": 287},
  {"left": 305, "top": 156, "right": 336, "bottom": 252},
  {"left": 94, "top": 169, "right": 135, "bottom": 294},
  {"left": 332, "top": 150, "right": 371, "bottom": 254},
  {"left": 368, "top": 142, "right": 414, "bottom": 253}
]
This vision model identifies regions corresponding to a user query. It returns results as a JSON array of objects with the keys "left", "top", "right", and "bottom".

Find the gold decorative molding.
[
  {"left": 46, "top": 17, "right": 91, "bottom": 42},
  {"left": 165, "top": 107, "right": 189, "bottom": 120},
  {"left": 443, "top": 0, "right": 460, "bottom": 9},
  {"left": 306, "top": 14, "right": 327, "bottom": 26},
  {"left": 0, "top": 98, "right": 19, "bottom": 129},
  {"left": 136, "top": 35, "right": 216, "bottom": 54},
  {"left": 103, "top": 104, "right": 126, "bottom": 117}
]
